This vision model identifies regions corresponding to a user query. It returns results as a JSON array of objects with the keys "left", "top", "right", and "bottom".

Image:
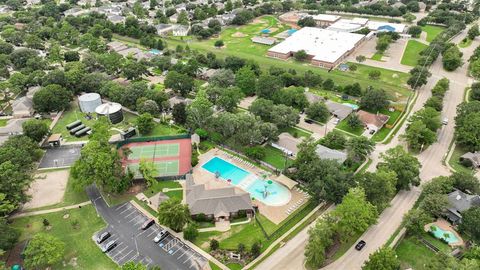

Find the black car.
[
  {"left": 141, "top": 218, "right": 155, "bottom": 230},
  {"left": 305, "top": 118, "right": 314, "bottom": 124},
  {"left": 101, "top": 240, "right": 116, "bottom": 253},
  {"left": 355, "top": 240, "right": 366, "bottom": 251},
  {"left": 96, "top": 231, "right": 111, "bottom": 244}
]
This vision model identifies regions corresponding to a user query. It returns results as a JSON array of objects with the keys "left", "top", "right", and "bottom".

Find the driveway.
[{"left": 86, "top": 185, "right": 207, "bottom": 270}]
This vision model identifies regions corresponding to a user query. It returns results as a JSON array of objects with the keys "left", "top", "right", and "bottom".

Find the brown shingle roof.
[{"left": 356, "top": 110, "right": 389, "bottom": 129}]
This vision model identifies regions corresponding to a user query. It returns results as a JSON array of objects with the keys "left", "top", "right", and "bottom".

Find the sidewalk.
[{"left": 11, "top": 201, "right": 92, "bottom": 219}]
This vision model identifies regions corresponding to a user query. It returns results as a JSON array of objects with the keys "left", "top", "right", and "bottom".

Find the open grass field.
[
  {"left": 371, "top": 52, "right": 384, "bottom": 61},
  {"left": 51, "top": 102, "right": 137, "bottom": 142},
  {"left": 10, "top": 205, "right": 118, "bottom": 270},
  {"left": 396, "top": 236, "right": 436, "bottom": 270},
  {"left": 260, "top": 145, "right": 294, "bottom": 170},
  {"left": 111, "top": 16, "right": 412, "bottom": 102},
  {"left": 448, "top": 145, "right": 475, "bottom": 175},
  {"left": 401, "top": 40, "right": 429, "bottom": 66},
  {"left": 422, "top": 25, "right": 445, "bottom": 43},
  {"left": 459, "top": 38, "right": 473, "bottom": 48},
  {"left": 0, "top": 118, "right": 7, "bottom": 127},
  {"left": 336, "top": 119, "right": 364, "bottom": 136}
]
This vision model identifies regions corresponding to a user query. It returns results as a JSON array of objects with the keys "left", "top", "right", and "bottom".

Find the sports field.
[{"left": 120, "top": 137, "right": 192, "bottom": 178}]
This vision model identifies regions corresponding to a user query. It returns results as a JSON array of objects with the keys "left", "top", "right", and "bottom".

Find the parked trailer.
[
  {"left": 74, "top": 127, "right": 91, "bottom": 137},
  {"left": 66, "top": 120, "right": 82, "bottom": 130},
  {"left": 69, "top": 124, "right": 86, "bottom": 135}
]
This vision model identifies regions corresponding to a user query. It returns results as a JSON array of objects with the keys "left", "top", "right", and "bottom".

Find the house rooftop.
[
  {"left": 315, "top": 144, "right": 347, "bottom": 163},
  {"left": 357, "top": 110, "right": 389, "bottom": 129}
]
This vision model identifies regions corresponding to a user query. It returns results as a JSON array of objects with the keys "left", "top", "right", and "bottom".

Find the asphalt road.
[
  {"left": 256, "top": 24, "right": 478, "bottom": 270},
  {"left": 86, "top": 185, "right": 207, "bottom": 270}
]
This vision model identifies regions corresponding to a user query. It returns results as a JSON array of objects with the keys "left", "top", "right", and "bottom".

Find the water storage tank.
[
  {"left": 78, "top": 93, "right": 102, "bottom": 113},
  {"left": 95, "top": 102, "right": 123, "bottom": 124}
]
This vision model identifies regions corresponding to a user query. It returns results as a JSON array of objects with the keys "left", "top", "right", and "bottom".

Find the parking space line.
[
  {"left": 118, "top": 206, "right": 131, "bottom": 214},
  {"left": 177, "top": 249, "right": 188, "bottom": 259},
  {"left": 123, "top": 210, "right": 137, "bottom": 219},
  {"left": 126, "top": 215, "right": 140, "bottom": 223},
  {"left": 115, "top": 203, "right": 128, "bottom": 211},
  {"left": 183, "top": 251, "right": 196, "bottom": 264},
  {"left": 117, "top": 249, "right": 134, "bottom": 262},
  {"left": 111, "top": 246, "right": 129, "bottom": 259},
  {"left": 147, "top": 228, "right": 158, "bottom": 237}
]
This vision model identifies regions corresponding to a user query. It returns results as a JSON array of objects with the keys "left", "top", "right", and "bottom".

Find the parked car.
[
  {"left": 333, "top": 118, "right": 340, "bottom": 125},
  {"left": 442, "top": 117, "right": 449, "bottom": 125},
  {"left": 355, "top": 240, "right": 366, "bottom": 251},
  {"left": 96, "top": 231, "right": 111, "bottom": 244},
  {"left": 153, "top": 229, "right": 168, "bottom": 243},
  {"left": 141, "top": 218, "right": 155, "bottom": 230},
  {"left": 101, "top": 240, "right": 116, "bottom": 253},
  {"left": 305, "top": 118, "right": 314, "bottom": 124}
]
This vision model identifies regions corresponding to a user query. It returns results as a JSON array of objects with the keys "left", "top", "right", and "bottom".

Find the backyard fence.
[{"left": 116, "top": 134, "right": 191, "bottom": 148}]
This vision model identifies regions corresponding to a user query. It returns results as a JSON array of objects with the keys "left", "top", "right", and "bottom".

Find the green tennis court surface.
[
  {"left": 127, "top": 143, "right": 179, "bottom": 160},
  {"left": 127, "top": 160, "right": 179, "bottom": 178}
]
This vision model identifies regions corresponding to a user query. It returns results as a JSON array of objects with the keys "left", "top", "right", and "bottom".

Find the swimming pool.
[
  {"left": 201, "top": 157, "right": 291, "bottom": 206},
  {"left": 342, "top": 103, "right": 359, "bottom": 110},
  {"left": 430, "top": 225, "right": 459, "bottom": 244}
]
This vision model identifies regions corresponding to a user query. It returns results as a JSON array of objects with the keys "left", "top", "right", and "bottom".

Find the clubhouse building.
[{"left": 267, "top": 27, "right": 365, "bottom": 69}]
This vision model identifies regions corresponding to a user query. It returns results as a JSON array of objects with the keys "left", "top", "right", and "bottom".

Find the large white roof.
[
  {"left": 95, "top": 102, "right": 122, "bottom": 115},
  {"left": 366, "top": 21, "right": 406, "bottom": 33},
  {"left": 268, "top": 27, "right": 365, "bottom": 64},
  {"left": 311, "top": 14, "right": 340, "bottom": 22}
]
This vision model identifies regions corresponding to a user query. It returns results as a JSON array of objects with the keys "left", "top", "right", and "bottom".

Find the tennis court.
[
  {"left": 119, "top": 136, "right": 192, "bottom": 179},
  {"left": 127, "top": 143, "right": 180, "bottom": 160},
  {"left": 127, "top": 160, "right": 180, "bottom": 178}
]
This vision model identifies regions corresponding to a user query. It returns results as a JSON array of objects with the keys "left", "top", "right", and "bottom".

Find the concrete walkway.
[{"left": 11, "top": 201, "right": 92, "bottom": 219}]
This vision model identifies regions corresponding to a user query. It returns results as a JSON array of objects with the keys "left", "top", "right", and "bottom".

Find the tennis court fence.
[{"left": 116, "top": 134, "right": 191, "bottom": 148}]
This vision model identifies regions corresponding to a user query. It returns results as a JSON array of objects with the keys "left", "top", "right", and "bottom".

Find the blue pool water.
[
  {"left": 342, "top": 103, "right": 359, "bottom": 110},
  {"left": 201, "top": 157, "right": 250, "bottom": 185},
  {"left": 201, "top": 157, "right": 291, "bottom": 206},
  {"left": 149, "top": 49, "right": 162, "bottom": 55},
  {"left": 430, "top": 225, "right": 459, "bottom": 244}
]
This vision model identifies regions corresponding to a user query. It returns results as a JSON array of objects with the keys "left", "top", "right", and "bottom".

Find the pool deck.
[
  {"left": 192, "top": 149, "right": 308, "bottom": 224},
  {"left": 424, "top": 219, "right": 464, "bottom": 247}
]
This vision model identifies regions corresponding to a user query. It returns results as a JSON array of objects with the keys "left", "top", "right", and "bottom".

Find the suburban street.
[{"left": 256, "top": 25, "right": 478, "bottom": 270}]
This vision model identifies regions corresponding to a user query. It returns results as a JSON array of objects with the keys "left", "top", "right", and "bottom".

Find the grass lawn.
[
  {"left": 209, "top": 261, "right": 223, "bottom": 270},
  {"left": 279, "top": 126, "right": 312, "bottom": 138},
  {"left": 422, "top": 232, "right": 451, "bottom": 253},
  {"left": 144, "top": 180, "right": 182, "bottom": 197},
  {"left": 164, "top": 190, "right": 183, "bottom": 200},
  {"left": 401, "top": 40, "right": 429, "bottom": 66},
  {"left": 335, "top": 119, "right": 364, "bottom": 136},
  {"left": 371, "top": 52, "right": 384, "bottom": 61},
  {"left": 227, "top": 263, "right": 243, "bottom": 270},
  {"left": 260, "top": 145, "right": 294, "bottom": 170},
  {"left": 148, "top": 122, "right": 186, "bottom": 136},
  {"left": 459, "top": 38, "right": 473, "bottom": 48},
  {"left": 0, "top": 118, "right": 7, "bottom": 127},
  {"left": 448, "top": 145, "right": 475, "bottom": 174},
  {"left": 51, "top": 102, "right": 138, "bottom": 142},
  {"left": 396, "top": 236, "right": 436, "bottom": 270},
  {"left": 371, "top": 127, "right": 390, "bottom": 142},
  {"left": 422, "top": 25, "right": 445, "bottom": 43},
  {"left": 10, "top": 205, "right": 118, "bottom": 270}
]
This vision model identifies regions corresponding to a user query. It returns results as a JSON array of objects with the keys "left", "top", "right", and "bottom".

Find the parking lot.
[
  {"left": 38, "top": 145, "right": 82, "bottom": 169},
  {"left": 87, "top": 185, "right": 207, "bottom": 270}
]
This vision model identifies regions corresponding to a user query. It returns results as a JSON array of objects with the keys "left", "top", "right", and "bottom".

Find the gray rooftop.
[
  {"left": 185, "top": 174, "right": 253, "bottom": 217},
  {"left": 315, "top": 144, "right": 348, "bottom": 163},
  {"left": 325, "top": 100, "right": 353, "bottom": 120},
  {"left": 448, "top": 189, "right": 480, "bottom": 214}
]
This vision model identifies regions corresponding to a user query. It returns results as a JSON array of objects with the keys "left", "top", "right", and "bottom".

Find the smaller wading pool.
[
  {"left": 430, "top": 225, "right": 459, "bottom": 244},
  {"left": 201, "top": 157, "right": 291, "bottom": 206}
]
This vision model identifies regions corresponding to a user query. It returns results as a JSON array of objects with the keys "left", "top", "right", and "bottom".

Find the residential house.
[
  {"left": 315, "top": 144, "right": 348, "bottom": 163},
  {"left": 168, "top": 96, "right": 192, "bottom": 108},
  {"left": 64, "top": 7, "right": 89, "bottom": 17},
  {"left": 155, "top": 24, "right": 174, "bottom": 36},
  {"left": 185, "top": 174, "right": 254, "bottom": 221},
  {"left": 107, "top": 14, "right": 126, "bottom": 24},
  {"left": 172, "top": 25, "right": 189, "bottom": 36},
  {"left": 445, "top": 189, "right": 480, "bottom": 224},
  {"left": 356, "top": 110, "right": 389, "bottom": 133},
  {"left": 305, "top": 92, "right": 325, "bottom": 104},
  {"left": 460, "top": 151, "right": 480, "bottom": 168},
  {"left": 197, "top": 68, "right": 218, "bottom": 80},
  {"left": 325, "top": 100, "right": 353, "bottom": 120}
]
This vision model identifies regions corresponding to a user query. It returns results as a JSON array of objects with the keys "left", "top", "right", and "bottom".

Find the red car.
[{"left": 141, "top": 218, "right": 155, "bottom": 230}]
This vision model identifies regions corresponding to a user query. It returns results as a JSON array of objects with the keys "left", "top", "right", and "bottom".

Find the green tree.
[
  {"left": 410, "top": 107, "right": 441, "bottom": 131},
  {"left": 407, "top": 26, "right": 422, "bottom": 37},
  {"left": 139, "top": 159, "right": 157, "bottom": 187},
  {"left": 235, "top": 66, "right": 256, "bottom": 96},
  {"left": 305, "top": 218, "right": 334, "bottom": 268},
  {"left": 183, "top": 222, "right": 199, "bottom": 241},
  {"left": 158, "top": 198, "right": 190, "bottom": 232},
  {"left": 379, "top": 146, "right": 421, "bottom": 191},
  {"left": 332, "top": 187, "right": 378, "bottom": 242},
  {"left": 356, "top": 55, "right": 366, "bottom": 63},
  {"left": 294, "top": 50, "right": 308, "bottom": 61},
  {"left": 214, "top": 40, "right": 224, "bottom": 48},
  {"left": 442, "top": 45, "right": 463, "bottom": 71},
  {"left": 208, "top": 69, "right": 235, "bottom": 88},
  {"left": 403, "top": 208, "right": 433, "bottom": 236},
  {"left": 136, "top": 113, "right": 155, "bottom": 135},
  {"left": 186, "top": 89, "right": 214, "bottom": 130},
  {"left": 210, "top": 239, "right": 219, "bottom": 250},
  {"left": 359, "top": 88, "right": 389, "bottom": 111},
  {"left": 255, "top": 74, "right": 282, "bottom": 99},
  {"left": 451, "top": 171, "right": 480, "bottom": 194},
  {"left": 306, "top": 102, "right": 330, "bottom": 122},
  {"left": 298, "top": 16, "right": 315, "bottom": 27},
  {"left": 455, "top": 111, "right": 480, "bottom": 151},
  {"left": 346, "top": 136, "right": 374, "bottom": 162},
  {"left": 404, "top": 120, "right": 437, "bottom": 151},
  {"left": 216, "top": 87, "right": 244, "bottom": 112},
  {"left": 357, "top": 170, "right": 397, "bottom": 211},
  {"left": 459, "top": 206, "right": 480, "bottom": 243},
  {"left": 362, "top": 247, "right": 400, "bottom": 270},
  {"left": 123, "top": 60, "right": 147, "bottom": 80},
  {"left": 172, "top": 103, "right": 187, "bottom": 124},
  {"left": 22, "top": 119, "right": 49, "bottom": 142},
  {"left": 24, "top": 233, "right": 65, "bottom": 269},
  {"left": 408, "top": 67, "right": 431, "bottom": 89},
  {"left": 319, "top": 130, "right": 347, "bottom": 150},
  {"left": 177, "top": 11, "right": 189, "bottom": 25},
  {"left": 470, "top": 59, "right": 480, "bottom": 79},
  {"left": 419, "top": 193, "right": 449, "bottom": 217},
  {"left": 164, "top": 71, "right": 194, "bottom": 97},
  {"left": 0, "top": 219, "right": 19, "bottom": 250},
  {"left": 33, "top": 84, "right": 72, "bottom": 113},
  {"left": 346, "top": 114, "right": 363, "bottom": 129},
  {"left": 468, "top": 24, "right": 479, "bottom": 40},
  {"left": 70, "top": 119, "right": 128, "bottom": 193}
]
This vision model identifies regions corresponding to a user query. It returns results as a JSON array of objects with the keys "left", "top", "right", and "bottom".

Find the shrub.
[
  {"left": 210, "top": 239, "right": 219, "bottom": 250},
  {"left": 244, "top": 146, "right": 266, "bottom": 160},
  {"left": 183, "top": 223, "right": 199, "bottom": 241},
  {"left": 195, "top": 128, "right": 209, "bottom": 139}
]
